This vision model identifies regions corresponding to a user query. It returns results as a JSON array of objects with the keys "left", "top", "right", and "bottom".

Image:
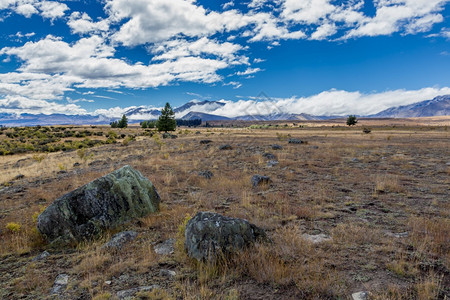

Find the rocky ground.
[{"left": 0, "top": 120, "right": 449, "bottom": 299}]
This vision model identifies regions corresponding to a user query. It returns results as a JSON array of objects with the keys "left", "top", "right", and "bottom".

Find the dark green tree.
[
  {"left": 118, "top": 115, "right": 128, "bottom": 128},
  {"left": 346, "top": 115, "right": 357, "bottom": 126},
  {"left": 157, "top": 103, "right": 176, "bottom": 132}
]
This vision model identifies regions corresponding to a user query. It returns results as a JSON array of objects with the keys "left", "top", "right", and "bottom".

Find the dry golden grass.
[{"left": 1, "top": 121, "right": 449, "bottom": 299}]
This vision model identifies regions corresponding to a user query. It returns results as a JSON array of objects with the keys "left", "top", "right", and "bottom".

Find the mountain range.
[{"left": 0, "top": 95, "right": 449, "bottom": 126}]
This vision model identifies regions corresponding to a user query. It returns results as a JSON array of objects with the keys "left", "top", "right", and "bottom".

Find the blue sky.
[{"left": 0, "top": 0, "right": 449, "bottom": 118}]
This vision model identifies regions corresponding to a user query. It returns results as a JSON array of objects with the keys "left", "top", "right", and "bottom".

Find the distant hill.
[
  {"left": 233, "top": 113, "right": 334, "bottom": 121},
  {"left": 2, "top": 96, "right": 450, "bottom": 126},
  {"left": 369, "top": 95, "right": 450, "bottom": 118},
  {"left": 181, "top": 111, "right": 231, "bottom": 121},
  {"left": 0, "top": 113, "right": 111, "bottom": 127}
]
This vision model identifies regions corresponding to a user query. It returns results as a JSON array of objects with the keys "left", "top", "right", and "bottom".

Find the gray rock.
[
  {"left": 352, "top": 291, "right": 368, "bottom": 300},
  {"left": 219, "top": 144, "right": 233, "bottom": 150},
  {"left": 267, "top": 160, "right": 279, "bottom": 167},
  {"left": 50, "top": 274, "right": 69, "bottom": 295},
  {"left": 159, "top": 269, "right": 176, "bottom": 277},
  {"left": 32, "top": 250, "right": 50, "bottom": 261},
  {"left": 386, "top": 231, "right": 409, "bottom": 238},
  {"left": 184, "top": 212, "right": 266, "bottom": 262},
  {"left": 117, "top": 285, "right": 160, "bottom": 299},
  {"left": 154, "top": 238, "right": 175, "bottom": 255},
  {"left": 271, "top": 144, "right": 283, "bottom": 150},
  {"left": 198, "top": 170, "right": 213, "bottom": 179},
  {"left": 14, "top": 174, "right": 25, "bottom": 180},
  {"left": 288, "top": 138, "right": 304, "bottom": 144},
  {"left": 262, "top": 152, "right": 276, "bottom": 160},
  {"left": 37, "top": 165, "right": 160, "bottom": 245},
  {"left": 251, "top": 175, "right": 271, "bottom": 187},
  {"left": 102, "top": 231, "right": 138, "bottom": 250},
  {"left": 200, "top": 139, "right": 212, "bottom": 144},
  {"left": 302, "top": 233, "right": 331, "bottom": 243}
]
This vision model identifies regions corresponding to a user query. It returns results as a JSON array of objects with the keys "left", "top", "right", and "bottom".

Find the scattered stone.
[
  {"left": 159, "top": 269, "right": 176, "bottom": 277},
  {"left": 37, "top": 165, "right": 160, "bottom": 245},
  {"left": 102, "top": 231, "right": 138, "bottom": 251},
  {"left": 154, "top": 238, "right": 175, "bottom": 255},
  {"left": 219, "top": 144, "right": 233, "bottom": 150},
  {"left": 73, "top": 162, "right": 81, "bottom": 167},
  {"left": 352, "top": 291, "right": 368, "bottom": 300},
  {"left": 162, "top": 133, "right": 177, "bottom": 139},
  {"left": 50, "top": 274, "right": 69, "bottom": 295},
  {"left": 198, "top": 170, "right": 213, "bottom": 179},
  {"left": 57, "top": 170, "right": 67, "bottom": 174},
  {"left": 386, "top": 231, "right": 409, "bottom": 238},
  {"left": 351, "top": 158, "right": 360, "bottom": 162},
  {"left": 32, "top": 250, "right": 50, "bottom": 261},
  {"left": 271, "top": 144, "right": 283, "bottom": 150},
  {"left": 251, "top": 175, "right": 271, "bottom": 187},
  {"left": 302, "top": 233, "right": 331, "bottom": 244},
  {"left": 288, "top": 138, "right": 304, "bottom": 144},
  {"left": 267, "top": 160, "right": 279, "bottom": 168},
  {"left": 200, "top": 139, "right": 212, "bottom": 144},
  {"left": 104, "top": 280, "right": 112, "bottom": 285},
  {"left": 184, "top": 212, "right": 267, "bottom": 262},
  {"left": 14, "top": 174, "right": 25, "bottom": 180},
  {"left": 117, "top": 285, "right": 160, "bottom": 299},
  {"left": 262, "top": 152, "right": 276, "bottom": 160}
]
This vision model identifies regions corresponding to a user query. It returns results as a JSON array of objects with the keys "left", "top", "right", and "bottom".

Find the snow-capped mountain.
[
  {"left": 369, "top": 95, "right": 450, "bottom": 118},
  {"left": 1, "top": 96, "right": 449, "bottom": 127}
]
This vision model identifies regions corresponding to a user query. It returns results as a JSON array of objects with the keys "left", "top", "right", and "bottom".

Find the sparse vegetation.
[{"left": 0, "top": 118, "right": 449, "bottom": 299}]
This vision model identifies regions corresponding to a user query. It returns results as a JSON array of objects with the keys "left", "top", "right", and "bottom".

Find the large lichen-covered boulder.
[
  {"left": 37, "top": 165, "right": 160, "bottom": 245},
  {"left": 184, "top": 212, "right": 266, "bottom": 261}
]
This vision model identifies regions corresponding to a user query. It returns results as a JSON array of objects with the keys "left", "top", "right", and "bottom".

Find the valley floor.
[{"left": 0, "top": 120, "right": 449, "bottom": 299}]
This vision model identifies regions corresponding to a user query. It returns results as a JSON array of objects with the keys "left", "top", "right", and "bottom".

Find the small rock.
[
  {"left": 267, "top": 160, "right": 279, "bottom": 167},
  {"left": 302, "top": 233, "right": 331, "bottom": 243},
  {"left": 262, "top": 152, "right": 276, "bottom": 160},
  {"left": 57, "top": 170, "right": 67, "bottom": 174},
  {"left": 105, "top": 280, "right": 112, "bottom": 285},
  {"left": 184, "top": 212, "right": 267, "bottom": 262},
  {"left": 200, "top": 139, "right": 212, "bottom": 144},
  {"left": 351, "top": 158, "right": 360, "bottom": 162},
  {"left": 50, "top": 274, "right": 69, "bottom": 295},
  {"left": 102, "top": 231, "right": 138, "bottom": 251},
  {"left": 117, "top": 285, "right": 160, "bottom": 299},
  {"left": 219, "top": 144, "right": 233, "bottom": 150},
  {"left": 271, "top": 144, "right": 283, "bottom": 150},
  {"left": 154, "top": 238, "right": 175, "bottom": 255},
  {"left": 198, "top": 170, "right": 213, "bottom": 179},
  {"left": 14, "top": 174, "right": 25, "bottom": 180},
  {"left": 73, "top": 162, "right": 81, "bottom": 167},
  {"left": 159, "top": 269, "right": 176, "bottom": 277},
  {"left": 352, "top": 291, "right": 368, "bottom": 300},
  {"left": 251, "top": 175, "right": 271, "bottom": 187},
  {"left": 288, "top": 138, "right": 303, "bottom": 144},
  {"left": 162, "top": 132, "right": 177, "bottom": 139},
  {"left": 386, "top": 231, "right": 409, "bottom": 238},
  {"left": 32, "top": 250, "right": 50, "bottom": 261}
]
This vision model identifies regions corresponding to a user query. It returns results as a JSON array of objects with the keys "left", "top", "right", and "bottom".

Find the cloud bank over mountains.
[{"left": 0, "top": 0, "right": 449, "bottom": 116}]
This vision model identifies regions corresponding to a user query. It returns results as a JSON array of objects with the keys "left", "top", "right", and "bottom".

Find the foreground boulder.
[
  {"left": 185, "top": 212, "right": 266, "bottom": 261},
  {"left": 37, "top": 165, "right": 160, "bottom": 245}
]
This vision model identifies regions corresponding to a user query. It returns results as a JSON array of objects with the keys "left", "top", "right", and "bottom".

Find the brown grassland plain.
[{"left": 0, "top": 117, "right": 449, "bottom": 299}]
